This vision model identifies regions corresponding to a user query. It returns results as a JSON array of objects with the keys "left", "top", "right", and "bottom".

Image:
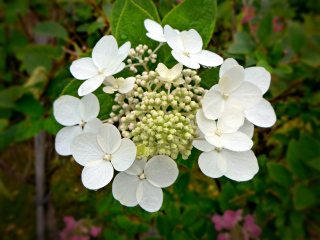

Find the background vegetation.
[{"left": 0, "top": 0, "right": 320, "bottom": 239}]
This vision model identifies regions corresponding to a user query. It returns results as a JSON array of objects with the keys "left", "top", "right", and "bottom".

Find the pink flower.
[
  {"left": 273, "top": 18, "right": 284, "bottom": 32},
  {"left": 243, "top": 215, "right": 261, "bottom": 240},
  {"left": 241, "top": 6, "right": 256, "bottom": 24},
  {"left": 217, "top": 233, "right": 231, "bottom": 240},
  {"left": 90, "top": 227, "right": 102, "bottom": 237},
  {"left": 211, "top": 210, "right": 243, "bottom": 231},
  {"left": 69, "top": 237, "right": 89, "bottom": 240}
]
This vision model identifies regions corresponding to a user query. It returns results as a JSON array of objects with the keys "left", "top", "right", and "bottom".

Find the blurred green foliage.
[{"left": 0, "top": 0, "right": 320, "bottom": 239}]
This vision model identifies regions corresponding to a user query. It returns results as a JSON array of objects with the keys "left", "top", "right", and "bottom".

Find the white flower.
[
  {"left": 54, "top": 94, "right": 102, "bottom": 156},
  {"left": 70, "top": 124, "right": 137, "bottom": 190},
  {"left": 193, "top": 121, "right": 258, "bottom": 181},
  {"left": 102, "top": 76, "right": 136, "bottom": 94},
  {"left": 70, "top": 36, "right": 130, "bottom": 96},
  {"left": 112, "top": 155, "right": 178, "bottom": 212},
  {"left": 144, "top": 19, "right": 166, "bottom": 42},
  {"left": 196, "top": 109, "right": 253, "bottom": 151},
  {"left": 163, "top": 25, "right": 223, "bottom": 69},
  {"left": 219, "top": 58, "right": 276, "bottom": 127},
  {"left": 202, "top": 60, "right": 263, "bottom": 121},
  {"left": 156, "top": 62, "right": 184, "bottom": 85}
]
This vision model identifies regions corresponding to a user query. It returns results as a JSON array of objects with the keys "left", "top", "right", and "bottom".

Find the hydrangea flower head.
[
  {"left": 70, "top": 124, "right": 136, "bottom": 190},
  {"left": 112, "top": 156, "right": 178, "bottom": 212},
  {"left": 54, "top": 94, "right": 102, "bottom": 156},
  {"left": 70, "top": 35, "right": 130, "bottom": 96},
  {"left": 163, "top": 25, "right": 223, "bottom": 69},
  {"left": 156, "top": 62, "right": 184, "bottom": 85}
]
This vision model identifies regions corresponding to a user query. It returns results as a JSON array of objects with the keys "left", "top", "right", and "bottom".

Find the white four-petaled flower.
[
  {"left": 112, "top": 156, "right": 178, "bottom": 212},
  {"left": 156, "top": 62, "right": 184, "bottom": 85},
  {"left": 163, "top": 25, "right": 223, "bottom": 69},
  {"left": 202, "top": 61, "right": 263, "bottom": 121},
  {"left": 70, "top": 124, "right": 137, "bottom": 190},
  {"left": 54, "top": 94, "right": 102, "bottom": 156},
  {"left": 219, "top": 58, "right": 276, "bottom": 127},
  {"left": 102, "top": 76, "right": 136, "bottom": 94},
  {"left": 196, "top": 109, "right": 253, "bottom": 151},
  {"left": 70, "top": 36, "right": 130, "bottom": 96},
  {"left": 193, "top": 120, "right": 258, "bottom": 181}
]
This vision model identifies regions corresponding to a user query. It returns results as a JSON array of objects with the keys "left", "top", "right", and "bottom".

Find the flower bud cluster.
[
  {"left": 106, "top": 67, "right": 205, "bottom": 160},
  {"left": 127, "top": 44, "right": 157, "bottom": 73}
]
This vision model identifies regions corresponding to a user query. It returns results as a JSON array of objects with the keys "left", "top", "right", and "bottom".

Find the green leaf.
[
  {"left": 294, "top": 183, "right": 316, "bottom": 210},
  {"left": 14, "top": 94, "right": 45, "bottom": 117},
  {"left": 256, "top": 12, "right": 273, "bottom": 43},
  {"left": 115, "top": 0, "right": 155, "bottom": 48},
  {"left": 199, "top": 67, "right": 219, "bottom": 89},
  {"left": 111, "top": 0, "right": 159, "bottom": 36},
  {"left": 173, "top": 171, "right": 190, "bottom": 195},
  {"left": 298, "top": 132, "right": 320, "bottom": 162},
  {"left": 257, "top": 60, "right": 273, "bottom": 73},
  {"left": 19, "top": 45, "right": 63, "bottom": 60},
  {"left": 0, "top": 86, "right": 27, "bottom": 109},
  {"left": 32, "top": 21, "right": 68, "bottom": 38},
  {"left": 156, "top": 213, "right": 170, "bottom": 236},
  {"left": 228, "top": 42, "right": 255, "bottom": 55},
  {"left": 61, "top": 79, "right": 115, "bottom": 120},
  {"left": 0, "top": 119, "right": 8, "bottom": 133},
  {"left": 182, "top": 206, "right": 199, "bottom": 227},
  {"left": 286, "top": 140, "right": 308, "bottom": 180},
  {"left": 306, "top": 157, "right": 320, "bottom": 172},
  {"left": 161, "top": 0, "right": 217, "bottom": 49},
  {"left": 87, "top": 21, "right": 105, "bottom": 35},
  {"left": 23, "top": 54, "right": 51, "bottom": 74},
  {"left": 116, "top": 216, "right": 132, "bottom": 230},
  {"left": 0, "top": 124, "right": 19, "bottom": 151},
  {"left": 15, "top": 118, "right": 43, "bottom": 142},
  {"left": 44, "top": 114, "right": 62, "bottom": 135},
  {"left": 267, "top": 162, "right": 294, "bottom": 187},
  {"left": 288, "top": 22, "right": 307, "bottom": 54},
  {"left": 175, "top": 147, "right": 200, "bottom": 169}
]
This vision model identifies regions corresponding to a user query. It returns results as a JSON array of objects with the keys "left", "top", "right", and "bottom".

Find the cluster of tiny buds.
[
  {"left": 106, "top": 65, "right": 206, "bottom": 160},
  {"left": 127, "top": 44, "right": 157, "bottom": 73}
]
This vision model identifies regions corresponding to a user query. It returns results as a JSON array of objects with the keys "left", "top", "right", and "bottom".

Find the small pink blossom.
[
  {"left": 69, "top": 237, "right": 90, "bottom": 240},
  {"left": 243, "top": 215, "right": 261, "bottom": 239},
  {"left": 211, "top": 210, "right": 243, "bottom": 231},
  {"left": 217, "top": 232, "right": 231, "bottom": 240},
  {"left": 241, "top": 6, "right": 256, "bottom": 24},
  {"left": 90, "top": 227, "right": 102, "bottom": 237},
  {"left": 273, "top": 18, "right": 284, "bottom": 32}
]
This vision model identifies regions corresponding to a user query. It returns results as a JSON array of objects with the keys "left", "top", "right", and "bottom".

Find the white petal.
[
  {"left": 137, "top": 180, "right": 163, "bottom": 213},
  {"left": 164, "top": 25, "right": 184, "bottom": 52},
  {"left": 144, "top": 155, "right": 178, "bottom": 188},
  {"left": 170, "top": 63, "right": 183, "bottom": 78},
  {"left": 119, "top": 77, "right": 136, "bottom": 94},
  {"left": 219, "top": 58, "right": 239, "bottom": 78},
  {"left": 111, "top": 138, "right": 136, "bottom": 172},
  {"left": 55, "top": 126, "right": 82, "bottom": 156},
  {"left": 103, "top": 86, "right": 115, "bottom": 94},
  {"left": 112, "top": 172, "right": 140, "bottom": 207},
  {"left": 70, "top": 133, "right": 105, "bottom": 166},
  {"left": 117, "top": 41, "right": 131, "bottom": 61},
  {"left": 217, "top": 108, "right": 244, "bottom": 133},
  {"left": 97, "top": 124, "right": 122, "bottom": 154},
  {"left": 229, "top": 82, "right": 262, "bottom": 109},
  {"left": 171, "top": 50, "right": 200, "bottom": 69},
  {"left": 92, "top": 36, "right": 118, "bottom": 69},
  {"left": 182, "top": 29, "right": 203, "bottom": 53},
  {"left": 193, "top": 139, "right": 215, "bottom": 152},
  {"left": 238, "top": 120, "right": 254, "bottom": 138},
  {"left": 189, "top": 50, "right": 223, "bottom": 67},
  {"left": 70, "top": 57, "right": 98, "bottom": 80},
  {"left": 125, "top": 158, "right": 147, "bottom": 175},
  {"left": 103, "top": 76, "right": 115, "bottom": 86},
  {"left": 221, "top": 150, "right": 259, "bottom": 181},
  {"left": 196, "top": 109, "right": 217, "bottom": 136},
  {"left": 82, "top": 160, "right": 113, "bottom": 190},
  {"left": 205, "top": 134, "right": 223, "bottom": 148},
  {"left": 83, "top": 118, "right": 103, "bottom": 133},
  {"left": 78, "top": 74, "right": 105, "bottom": 96},
  {"left": 156, "top": 63, "right": 169, "bottom": 78},
  {"left": 113, "top": 62, "right": 125, "bottom": 75},
  {"left": 79, "top": 93, "right": 100, "bottom": 121},
  {"left": 146, "top": 33, "right": 166, "bottom": 42},
  {"left": 53, "top": 95, "right": 81, "bottom": 126},
  {"left": 244, "top": 67, "right": 271, "bottom": 95},
  {"left": 198, "top": 151, "right": 227, "bottom": 178},
  {"left": 219, "top": 65, "right": 244, "bottom": 94},
  {"left": 144, "top": 19, "right": 165, "bottom": 42},
  {"left": 202, "top": 86, "right": 225, "bottom": 120},
  {"left": 244, "top": 99, "right": 276, "bottom": 128},
  {"left": 220, "top": 131, "right": 253, "bottom": 151}
]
